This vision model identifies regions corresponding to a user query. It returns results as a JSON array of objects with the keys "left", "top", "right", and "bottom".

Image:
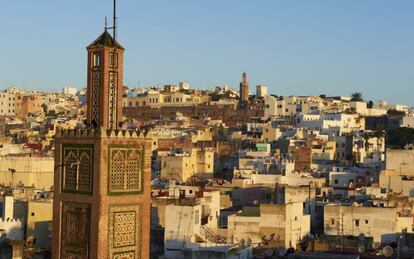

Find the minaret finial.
[{"left": 104, "top": 16, "right": 108, "bottom": 31}]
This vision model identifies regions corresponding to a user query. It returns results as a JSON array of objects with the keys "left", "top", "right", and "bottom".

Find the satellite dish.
[
  {"left": 372, "top": 242, "right": 381, "bottom": 249},
  {"left": 358, "top": 244, "right": 365, "bottom": 253},
  {"left": 287, "top": 247, "right": 295, "bottom": 254},
  {"left": 382, "top": 246, "right": 393, "bottom": 257},
  {"left": 25, "top": 236, "right": 35, "bottom": 246},
  {"left": 239, "top": 238, "right": 245, "bottom": 246},
  {"left": 401, "top": 245, "right": 409, "bottom": 253},
  {"left": 264, "top": 249, "right": 274, "bottom": 257},
  {"left": 263, "top": 234, "right": 271, "bottom": 242},
  {"left": 278, "top": 249, "right": 286, "bottom": 257}
]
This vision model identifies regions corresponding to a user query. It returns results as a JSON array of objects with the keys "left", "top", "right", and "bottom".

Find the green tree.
[
  {"left": 386, "top": 109, "right": 406, "bottom": 117},
  {"left": 350, "top": 92, "right": 363, "bottom": 102},
  {"left": 386, "top": 127, "right": 414, "bottom": 148}
]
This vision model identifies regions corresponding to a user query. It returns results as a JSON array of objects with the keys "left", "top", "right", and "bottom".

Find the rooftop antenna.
[
  {"left": 104, "top": 16, "right": 108, "bottom": 31},
  {"left": 106, "top": 0, "right": 117, "bottom": 41},
  {"left": 113, "top": 0, "right": 117, "bottom": 42}
]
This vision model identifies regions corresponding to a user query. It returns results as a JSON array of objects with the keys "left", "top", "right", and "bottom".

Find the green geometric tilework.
[
  {"left": 108, "top": 203, "right": 142, "bottom": 259},
  {"left": 61, "top": 143, "right": 93, "bottom": 194},
  {"left": 108, "top": 145, "right": 144, "bottom": 195},
  {"left": 61, "top": 201, "right": 91, "bottom": 259},
  {"left": 113, "top": 250, "right": 135, "bottom": 259}
]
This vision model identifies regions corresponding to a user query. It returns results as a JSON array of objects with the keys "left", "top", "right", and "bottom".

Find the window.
[
  {"left": 334, "top": 179, "right": 339, "bottom": 184},
  {"left": 355, "top": 219, "right": 360, "bottom": 227},
  {"left": 331, "top": 219, "right": 335, "bottom": 225},
  {"left": 365, "top": 220, "right": 369, "bottom": 224},
  {"left": 93, "top": 53, "right": 101, "bottom": 67},
  {"left": 31, "top": 212, "right": 35, "bottom": 216},
  {"left": 109, "top": 53, "right": 117, "bottom": 67}
]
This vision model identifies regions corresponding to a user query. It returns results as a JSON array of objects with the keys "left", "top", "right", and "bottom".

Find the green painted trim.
[
  {"left": 107, "top": 144, "right": 145, "bottom": 196},
  {"left": 107, "top": 203, "right": 142, "bottom": 259},
  {"left": 112, "top": 250, "right": 135, "bottom": 259},
  {"left": 112, "top": 210, "right": 137, "bottom": 248},
  {"left": 61, "top": 143, "right": 94, "bottom": 196}
]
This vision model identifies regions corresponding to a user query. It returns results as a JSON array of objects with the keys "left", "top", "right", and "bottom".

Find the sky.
[{"left": 0, "top": 0, "right": 413, "bottom": 105}]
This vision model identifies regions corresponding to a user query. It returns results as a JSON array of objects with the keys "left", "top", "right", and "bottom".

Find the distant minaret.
[{"left": 239, "top": 72, "right": 249, "bottom": 108}]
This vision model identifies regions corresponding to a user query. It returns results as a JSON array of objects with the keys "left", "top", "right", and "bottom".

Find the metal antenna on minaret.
[
  {"left": 113, "top": 0, "right": 117, "bottom": 42},
  {"left": 104, "top": 16, "right": 108, "bottom": 31}
]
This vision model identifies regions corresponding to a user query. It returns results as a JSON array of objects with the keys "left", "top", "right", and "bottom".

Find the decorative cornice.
[{"left": 56, "top": 127, "right": 148, "bottom": 139}]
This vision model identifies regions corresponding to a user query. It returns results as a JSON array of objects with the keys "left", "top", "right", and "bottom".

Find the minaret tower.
[
  {"left": 239, "top": 71, "right": 249, "bottom": 108},
  {"left": 86, "top": 29, "right": 124, "bottom": 129},
  {"left": 52, "top": 1, "right": 151, "bottom": 258}
]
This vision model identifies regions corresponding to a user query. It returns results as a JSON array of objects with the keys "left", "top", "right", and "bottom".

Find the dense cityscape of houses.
[{"left": 0, "top": 75, "right": 413, "bottom": 258}]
